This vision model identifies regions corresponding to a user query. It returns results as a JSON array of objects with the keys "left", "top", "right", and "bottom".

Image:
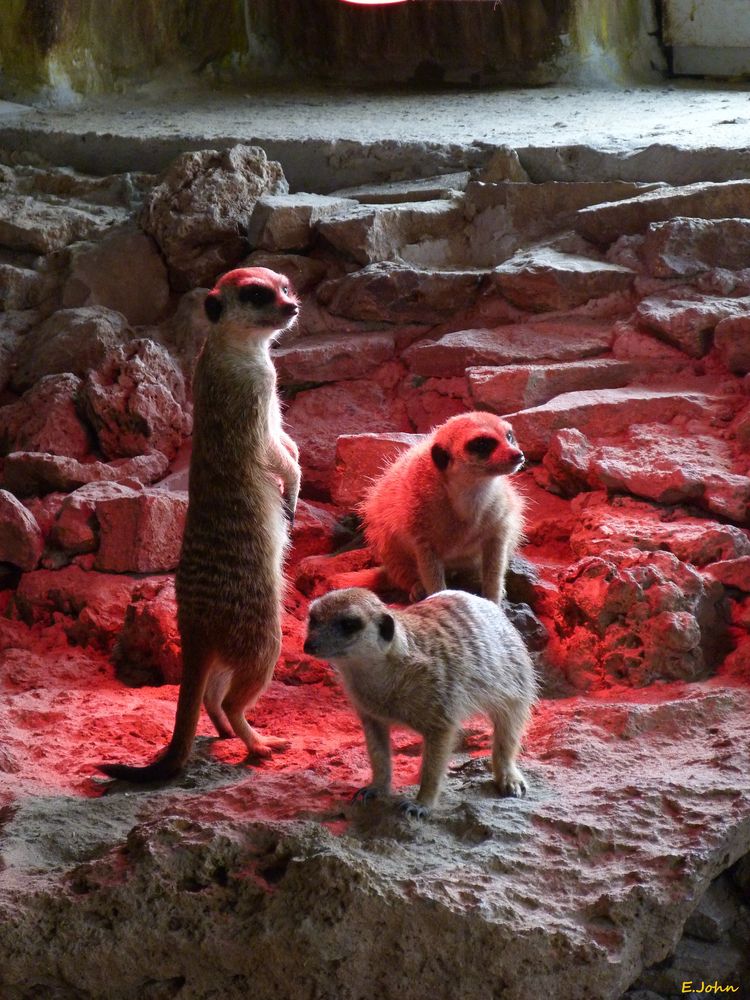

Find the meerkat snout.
[
  {"left": 432, "top": 421, "right": 524, "bottom": 476},
  {"left": 304, "top": 591, "right": 395, "bottom": 658}
]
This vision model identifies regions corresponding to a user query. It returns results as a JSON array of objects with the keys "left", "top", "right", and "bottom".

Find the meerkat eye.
[
  {"left": 506, "top": 430, "right": 516, "bottom": 444},
  {"left": 282, "top": 284, "right": 289, "bottom": 295},
  {"left": 339, "top": 616, "right": 364, "bottom": 635},
  {"left": 465, "top": 435, "right": 498, "bottom": 459},
  {"left": 238, "top": 284, "right": 276, "bottom": 307}
]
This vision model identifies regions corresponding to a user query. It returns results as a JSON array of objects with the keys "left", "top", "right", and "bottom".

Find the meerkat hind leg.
[
  {"left": 399, "top": 725, "right": 457, "bottom": 818},
  {"left": 221, "top": 660, "right": 290, "bottom": 758},
  {"left": 203, "top": 666, "right": 233, "bottom": 738},
  {"left": 490, "top": 708, "right": 528, "bottom": 798}
]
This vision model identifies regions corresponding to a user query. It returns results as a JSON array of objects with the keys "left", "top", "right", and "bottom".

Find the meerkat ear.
[
  {"left": 378, "top": 613, "right": 395, "bottom": 642},
  {"left": 204, "top": 292, "right": 223, "bottom": 323},
  {"left": 430, "top": 444, "right": 450, "bottom": 471}
]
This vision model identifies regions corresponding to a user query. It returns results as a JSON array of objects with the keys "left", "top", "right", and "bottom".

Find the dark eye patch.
[
  {"left": 465, "top": 435, "right": 498, "bottom": 459},
  {"left": 238, "top": 283, "right": 276, "bottom": 307},
  {"left": 338, "top": 616, "right": 364, "bottom": 636}
]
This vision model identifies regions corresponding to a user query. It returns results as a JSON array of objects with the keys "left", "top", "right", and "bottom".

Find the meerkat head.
[
  {"left": 304, "top": 588, "right": 396, "bottom": 662},
  {"left": 429, "top": 412, "right": 524, "bottom": 478},
  {"left": 203, "top": 266, "right": 299, "bottom": 344}
]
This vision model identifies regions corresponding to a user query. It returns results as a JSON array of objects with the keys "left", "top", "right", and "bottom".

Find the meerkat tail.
[{"left": 98, "top": 645, "right": 213, "bottom": 782}]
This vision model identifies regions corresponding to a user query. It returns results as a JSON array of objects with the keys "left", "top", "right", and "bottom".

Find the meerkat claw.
[
  {"left": 398, "top": 799, "right": 429, "bottom": 820},
  {"left": 352, "top": 786, "right": 379, "bottom": 804}
]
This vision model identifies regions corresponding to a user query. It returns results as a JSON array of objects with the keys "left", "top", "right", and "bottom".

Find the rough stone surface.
[
  {"left": 94, "top": 488, "right": 188, "bottom": 573},
  {"left": 705, "top": 556, "right": 750, "bottom": 593},
  {"left": 0, "top": 489, "right": 43, "bottom": 570},
  {"left": 11, "top": 305, "right": 133, "bottom": 392},
  {"left": 61, "top": 227, "right": 169, "bottom": 325},
  {"left": 248, "top": 192, "right": 359, "bottom": 252},
  {"left": 332, "top": 171, "right": 471, "bottom": 204},
  {"left": 0, "top": 373, "right": 92, "bottom": 460},
  {"left": 403, "top": 318, "right": 613, "bottom": 378},
  {"left": 273, "top": 331, "right": 396, "bottom": 385},
  {"left": 0, "top": 193, "right": 127, "bottom": 254},
  {"left": 51, "top": 482, "right": 138, "bottom": 556},
  {"left": 714, "top": 314, "right": 750, "bottom": 375},
  {"left": 81, "top": 339, "right": 192, "bottom": 461},
  {"left": 113, "top": 576, "right": 181, "bottom": 686},
  {"left": 642, "top": 217, "right": 750, "bottom": 278},
  {"left": 636, "top": 292, "right": 750, "bottom": 358},
  {"left": 288, "top": 500, "right": 343, "bottom": 564},
  {"left": 141, "top": 144, "right": 288, "bottom": 290},
  {"left": 243, "top": 251, "right": 328, "bottom": 294},
  {"left": 2, "top": 451, "right": 169, "bottom": 499},
  {"left": 491, "top": 247, "right": 635, "bottom": 312},
  {"left": 468, "top": 359, "right": 634, "bottom": 414},
  {"left": 332, "top": 431, "right": 424, "bottom": 509}
]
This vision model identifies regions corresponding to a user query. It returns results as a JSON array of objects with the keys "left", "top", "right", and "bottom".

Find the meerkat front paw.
[
  {"left": 397, "top": 798, "right": 429, "bottom": 820},
  {"left": 351, "top": 785, "right": 381, "bottom": 804},
  {"left": 496, "top": 766, "right": 527, "bottom": 798}
]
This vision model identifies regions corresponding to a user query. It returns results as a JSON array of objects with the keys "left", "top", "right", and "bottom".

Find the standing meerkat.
[
  {"left": 304, "top": 587, "right": 536, "bottom": 818},
  {"left": 362, "top": 412, "right": 525, "bottom": 604},
  {"left": 100, "top": 266, "right": 301, "bottom": 782}
]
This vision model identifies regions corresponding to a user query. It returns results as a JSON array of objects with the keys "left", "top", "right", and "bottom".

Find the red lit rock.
[
  {"left": 0, "top": 374, "right": 92, "bottom": 461},
  {"left": 398, "top": 375, "right": 470, "bottom": 433},
  {"left": 284, "top": 381, "right": 411, "bottom": 495},
  {"left": 248, "top": 193, "right": 360, "bottom": 252},
  {"left": 94, "top": 488, "right": 188, "bottom": 574},
  {"left": 11, "top": 306, "right": 132, "bottom": 392},
  {"left": 636, "top": 292, "right": 750, "bottom": 358},
  {"left": 52, "top": 482, "right": 144, "bottom": 556},
  {"left": 289, "top": 500, "right": 342, "bottom": 563},
  {"left": 611, "top": 322, "right": 695, "bottom": 368},
  {"left": 61, "top": 227, "right": 169, "bottom": 326},
  {"left": 469, "top": 359, "right": 634, "bottom": 414},
  {"left": 317, "top": 262, "right": 483, "bottom": 323},
  {"left": 0, "top": 490, "right": 43, "bottom": 570},
  {"left": 509, "top": 388, "right": 725, "bottom": 461},
  {"left": 81, "top": 339, "right": 192, "bottom": 461},
  {"left": 490, "top": 246, "right": 635, "bottom": 312},
  {"left": 151, "top": 288, "right": 212, "bottom": 380},
  {"left": 113, "top": 577, "right": 181, "bottom": 686},
  {"left": 642, "top": 217, "right": 750, "bottom": 278},
  {"left": 331, "top": 431, "right": 423, "bottom": 509},
  {"left": 141, "top": 144, "right": 288, "bottom": 290},
  {"left": 294, "top": 547, "right": 375, "bottom": 598},
  {"left": 705, "top": 557, "right": 750, "bottom": 592},
  {"left": 714, "top": 314, "right": 750, "bottom": 375},
  {"left": 273, "top": 331, "right": 396, "bottom": 385},
  {"left": 3, "top": 451, "right": 169, "bottom": 499},
  {"left": 403, "top": 318, "right": 612, "bottom": 378},
  {"left": 541, "top": 427, "right": 598, "bottom": 495}
]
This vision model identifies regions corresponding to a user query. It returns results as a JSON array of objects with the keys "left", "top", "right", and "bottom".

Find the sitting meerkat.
[
  {"left": 361, "top": 411, "right": 525, "bottom": 605},
  {"left": 304, "top": 587, "right": 536, "bottom": 818}
]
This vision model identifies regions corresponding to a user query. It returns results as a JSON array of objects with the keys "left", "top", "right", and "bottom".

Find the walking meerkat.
[
  {"left": 362, "top": 412, "right": 525, "bottom": 604},
  {"left": 100, "top": 266, "right": 301, "bottom": 782},
  {"left": 304, "top": 587, "right": 536, "bottom": 818}
]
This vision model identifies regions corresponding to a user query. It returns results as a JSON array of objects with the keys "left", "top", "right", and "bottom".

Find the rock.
[
  {"left": 636, "top": 292, "right": 750, "bottom": 358},
  {"left": 0, "top": 490, "right": 42, "bottom": 570},
  {"left": 637, "top": 936, "right": 745, "bottom": 996},
  {"left": 141, "top": 144, "right": 288, "bottom": 290},
  {"left": 2, "top": 451, "right": 169, "bottom": 498},
  {"left": 642, "top": 217, "right": 750, "bottom": 277},
  {"left": 243, "top": 252, "right": 328, "bottom": 294},
  {"left": 398, "top": 375, "right": 471, "bottom": 433},
  {"left": 714, "top": 315, "right": 750, "bottom": 374},
  {"left": 0, "top": 194, "right": 127, "bottom": 254},
  {"left": 94, "top": 488, "right": 188, "bottom": 574},
  {"left": 248, "top": 193, "right": 359, "bottom": 252},
  {"left": 468, "top": 359, "right": 634, "bottom": 414},
  {"left": 284, "top": 381, "right": 411, "bottom": 494},
  {"left": 81, "top": 339, "right": 192, "bottom": 461},
  {"left": 6, "top": 161, "right": 155, "bottom": 208},
  {"left": 490, "top": 247, "right": 635, "bottom": 312},
  {"left": 508, "top": 388, "right": 727, "bottom": 461},
  {"left": 152, "top": 288, "right": 212, "bottom": 380},
  {"left": 569, "top": 497, "right": 750, "bottom": 567},
  {"left": 473, "top": 147, "right": 529, "bottom": 183},
  {"left": 331, "top": 431, "right": 424, "bottom": 509},
  {"left": 548, "top": 549, "right": 727, "bottom": 689},
  {"left": 0, "top": 310, "right": 34, "bottom": 394},
  {"left": 575, "top": 180, "right": 750, "bottom": 246},
  {"left": 272, "top": 331, "right": 396, "bottom": 385},
  {"left": 541, "top": 427, "right": 598, "bottom": 495},
  {"left": 705, "top": 557, "right": 750, "bottom": 592},
  {"left": 317, "top": 199, "right": 463, "bottom": 266},
  {"left": 289, "top": 500, "right": 343, "bottom": 563},
  {"left": 113, "top": 577, "right": 181, "bottom": 686},
  {"left": 332, "top": 171, "right": 471, "bottom": 204},
  {"left": 294, "top": 548, "right": 375, "bottom": 598},
  {"left": 0, "top": 374, "right": 92, "bottom": 460},
  {"left": 403, "top": 318, "right": 613, "bottom": 378},
  {"left": 11, "top": 305, "right": 132, "bottom": 392},
  {"left": 52, "top": 482, "right": 138, "bottom": 556},
  {"left": 61, "top": 227, "right": 169, "bottom": 326},
  {"left": 684, "top": 874, "right": 742, "bottom": 943},
  {"left": 13, "top": 565, "right": 142, "bottom": 650},
  {"left": 0, "top": 262, "right": 48, "bottom": 311},
  {"left": 611, "top": 322, "right": 695, "bottom": 368},
  {"left": 317, "top": 262, "right": 483, "bottom": 324}
]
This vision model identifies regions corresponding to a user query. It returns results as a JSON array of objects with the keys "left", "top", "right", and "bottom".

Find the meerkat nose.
[{"left": 281, "top": 302, "right": 299, "bottom": 317}]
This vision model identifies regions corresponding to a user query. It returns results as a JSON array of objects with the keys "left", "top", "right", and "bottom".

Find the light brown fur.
[
  {"left": 304, "top": 587, "right": 537, "bottom": 817},
  {"left": 100, "top": 267, "right": 301, "bottom": 782},
  {"left": 362, "top": 412, "right": 525, "bottom": 604}
]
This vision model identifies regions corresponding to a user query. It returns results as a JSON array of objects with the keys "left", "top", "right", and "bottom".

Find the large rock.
[
  {"left": 272, "top": 331, "right": 396, "bottom": 385},
  {"left": 490, "top": 247, "right": 635, "bottom": 312},
  {"left": 714, "top": 314, "right": 750, "bottom": 374},
  {"left": 52, "top": 482, "right": 139, "bottom": 556},
  {"left": 398, "top": 375, "right": 471, "bottom": 433},
  {"left": 317, "top": 262, "right": 484, "bottom": 324},
  {"left": 113, "top": 577, "right": 181, "bottom": 686},
  {"left": 331, "top": 431, "right": 424, "bottom": 509},
  {"left": 0, "top": 262, "right": 49, "bottom": 311},
  {"left": 548, "top": 549, "right": 727, "bottom": 689},
  {"left": 0, "top": 489, "right": 42, "bottom": 570},
  {"left": 3, "top": 451, "right": 169, "bottom": 499},
  {"left": 151, "top": 288, "right": 212, "bottom": 380},
  {"left": 0, "top": 194, "right": 128, "bottom": 254},
  {"left": 0, "top": 310, "right": 34, "bottom": 394},
  {"left": 642, "top": 217, "right": 750, "bottom": 277},
  {"left": 468, "top": 359, "right": 634, "bottom": 414},
  {"left": 141, "top": 144, "right": 288, "bottom": 290},
  {"left": 575, "top": 180, "right": 750, "bottom": 246},
  {"left": 509, "top": 387, "right": 727, "bottom": 460},
  {"left": 94, "top": 487, "right": 188, "bottom": 573},
  {"left": 284, "top": 381, "right": 411, "bottom": 494},
  {"left": 81, "top": 339, "right": 192, "bottom": 461},
  {"left": 61, "top": 227, "right": 169, "bottom": 326},
  {"left": 636, "top": 292, "right": 750, "bottom": 358},
  {"left": 403, "top": 318, "right": 613, "bottom": 378},
  {"left": 0, "top": 373, "right": 92, "bottom": 460},
  {"left": 332, "top": 171, "right": 471, "bottom": 204},
  {"left": 11, "top": 306, "right": 132, "bottom": 392},
  {"left": 248, "top": 193, "right": 359, "bottom": 252},
  {"left": 243, "top": 251, "right": 328, "bottom": 295}
]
